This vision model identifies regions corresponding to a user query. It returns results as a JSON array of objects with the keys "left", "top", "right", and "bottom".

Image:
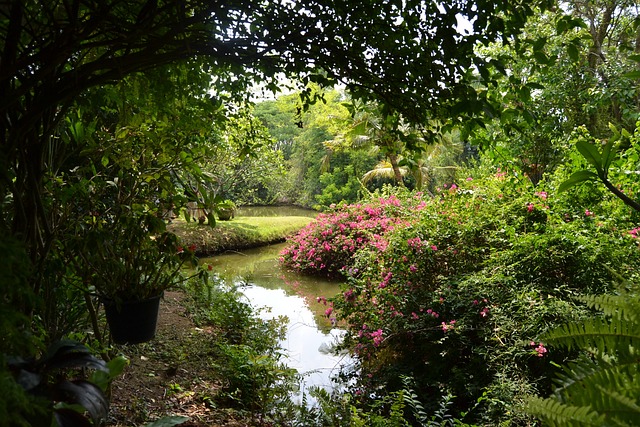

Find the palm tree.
[
  {"left": 327, "top": 101, "right": 445, "bottom": 189},
  {"left": 331, "top": 103, "right": 409, "bottom": 186}
]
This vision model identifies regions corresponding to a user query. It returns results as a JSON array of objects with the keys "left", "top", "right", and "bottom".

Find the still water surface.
[{"left": 201, "top": 242, "right": 350, "bottom": 401}]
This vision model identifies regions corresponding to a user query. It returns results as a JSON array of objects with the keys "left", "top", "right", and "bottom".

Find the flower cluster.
[
  {"left": 279, "top": 194, "right": 424, "bottom": 277},
  {"left": 530, "top": 341, "right": 548, "bottom": 357}
]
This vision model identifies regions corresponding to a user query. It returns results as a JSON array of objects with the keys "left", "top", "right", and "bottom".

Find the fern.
[
  {"left": 576, "top": 294, "right": 638, "bottom": 322},
  {"left": 525, "top": 396, "right": 605, "bottom": 427},
  {"left": 525, "top": 287, "right": 640, "bottom": 426},
  {"left": 541, "top": 316, "right": 640, "bottom": 359}
]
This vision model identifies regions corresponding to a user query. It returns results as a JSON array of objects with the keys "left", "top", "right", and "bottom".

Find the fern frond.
[
  {"left": 527, "top": 288, "right": 640, "bottom": 426},
  {"left": 525, "top": 396, "right": 605, "bottom": 427},
  {"left": 576, "top": 294, "right": 639, "bottom": 322},
  {"left": 541, "top": 317, "right": 640, "bottom": 360},
  {"left": 553, "top": 356, "right": 640, "bottom": 405},
  {"left": 593, "top": 384, "right": 640, "bottom": 425}
]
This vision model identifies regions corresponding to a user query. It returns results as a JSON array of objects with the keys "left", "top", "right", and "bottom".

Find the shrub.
[
  {"left": 301, "top": 175, "right": 640, "bottom": 424},
  {"left": 280, "top": 190, "right": 427, "bottom": 278},
  {"left": 183, "top": 275, "right": 298, "bottom": 420}
]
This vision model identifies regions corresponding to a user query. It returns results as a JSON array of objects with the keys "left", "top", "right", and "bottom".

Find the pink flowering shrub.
[
  {"left": 279, "top": 193, "right": 423, "bottom": 277},
  {"left": 328, "top": 175, "right": 640, "bottom": 423}
]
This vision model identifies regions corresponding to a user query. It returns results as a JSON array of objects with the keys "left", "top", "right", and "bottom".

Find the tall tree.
[{"left": 471, "top": 1, "right": 640, "bottom": 183}]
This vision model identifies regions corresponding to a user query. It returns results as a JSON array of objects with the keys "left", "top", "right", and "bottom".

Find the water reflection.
[
  {"left": 201, "top": 243, "right": 350, "bottom": 400},
  {"left": 241, "top": 285, "right": 348, "bottom": 398}
]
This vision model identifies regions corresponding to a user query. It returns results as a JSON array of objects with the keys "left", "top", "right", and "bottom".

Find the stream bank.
[{"left": 168, "top": 206, "right": 317, "bottom": 256}]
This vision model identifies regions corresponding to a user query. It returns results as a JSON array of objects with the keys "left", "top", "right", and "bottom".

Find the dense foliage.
[
  {"left": 2, "top": 0, "right": 640, "bottom": 425},
  {"left": 281, "top": 170, "right": 640, "bottom": 424}
]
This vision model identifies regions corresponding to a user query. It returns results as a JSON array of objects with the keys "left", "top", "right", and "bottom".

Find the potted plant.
[
  {"left": 75, "top": 213, "right": 199, "bottom": 344},
  {"left": 215, "top": 199, "right": 237, "bottom": 221}
]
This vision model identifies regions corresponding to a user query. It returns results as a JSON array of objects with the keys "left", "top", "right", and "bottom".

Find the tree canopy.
[{"left": 0, "top": 0, "right": 551, "bottom": 267}]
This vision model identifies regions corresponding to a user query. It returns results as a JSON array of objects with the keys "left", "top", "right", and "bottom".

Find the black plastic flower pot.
[{"left": 102, "top": 294, "right": 162, "bottom": 344}]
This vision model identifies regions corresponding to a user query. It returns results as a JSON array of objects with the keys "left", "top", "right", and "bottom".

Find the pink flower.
[
  {"left": 371, "top": 329, "right": 384, "bottom": 347},
  {"left": 466, "top": 177, "right": 473, "bottom": 181},
  {"left": 530, "top": 341, "right": 548, "bottom": 357},
  {"left": 324, "top": 307, "right": 333, "bottom": 317},
  {"left": 441, "top": 320, "right": 456, "bottom": 332},
  {"left": 409, "top": 264, "right": 417, "bottom": 273},
  {"left": 431, "top": 245, "right": 438, "bottom": 251},
  {"left": 480, "top": 307, "right": 490, "bottom": 318},
  {"left": 585, "top": 209, "right": 594, "bottom": 217},
  {"left": 535, "top": 191, "right": 548, "bottom": 200},
  {"left": 527, "top": 203, "right": 534, "bottom": 212}
]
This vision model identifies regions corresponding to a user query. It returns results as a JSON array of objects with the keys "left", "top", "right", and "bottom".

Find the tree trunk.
[{"left": 387, "top": 153, "right": 405, "bottom": 187}]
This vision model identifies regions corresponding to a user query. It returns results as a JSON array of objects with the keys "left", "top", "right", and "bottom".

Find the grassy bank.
[{"left": 167, "top": 214, "right": 315, "bottom": 255}]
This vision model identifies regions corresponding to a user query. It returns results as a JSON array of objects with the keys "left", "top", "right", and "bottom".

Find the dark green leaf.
[
  {"left": 558, "top": 170, "right": 598, "bottom": 192},
  {"left": 40, "top": 340, "right": 107, "bottom": 372},
  {"left": 533, "top": 51, "right": 550, "bottom": 65},
  {"left": 576, "top": 140, "right": 603, "bottom": 175},
  {"left": 567, "top": 43, "right": 580, "bottom": 62},
  {"left": 57, "top": 380, "right": 109, "bottom": 424},
  {"left": 54, "top": 408, "right": 93, "bottom": 427}
]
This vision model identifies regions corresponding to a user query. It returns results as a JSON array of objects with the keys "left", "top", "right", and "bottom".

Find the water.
[{"left": 201, "top": 242, "right": 351, "bottom": 401}]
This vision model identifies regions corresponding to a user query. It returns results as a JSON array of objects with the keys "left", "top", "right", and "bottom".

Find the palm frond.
[{"left": 362, "top": 162, "right": 407, "bottom": 184}]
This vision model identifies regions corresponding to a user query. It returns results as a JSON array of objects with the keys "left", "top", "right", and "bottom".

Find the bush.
[
  {"left": 280, "top": 190, "right": 427, "bottom": 278},
  {"left": 183, "top": 275, "right": 298, "bottom": 421},
  {"left": 281, "top": 174, "right": 640, "bottom": 424}
]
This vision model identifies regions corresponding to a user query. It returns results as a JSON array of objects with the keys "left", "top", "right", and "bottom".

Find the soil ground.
[{"left": 108, "top": 291, "right": 254, "bottom": 427}]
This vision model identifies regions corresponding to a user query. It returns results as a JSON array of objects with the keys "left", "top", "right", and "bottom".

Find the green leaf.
[
  {"left": 558, "top": 170, "right": 598, "bottom": 192},
  {"left": 623, "top": 70, "right": 640, "bottom": 79},
  {"left": 576, "top": 140, "right": 603, "bottom": 175},
  {"left": 567, "top": 43, "right": 580, "bottom": 62},
  {"left": 533, "top": 51, "right": 550, "bottom": 65},
  {"left": 601, "top": 139, "right": 616, "bottom": 175},
  {"left": 91, "top": 355, "right": 129, "bottom": 392}
]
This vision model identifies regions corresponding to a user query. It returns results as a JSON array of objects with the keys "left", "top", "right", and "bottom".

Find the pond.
[{"left": 200, "top": 242, "right": 351, "bottom": 402}]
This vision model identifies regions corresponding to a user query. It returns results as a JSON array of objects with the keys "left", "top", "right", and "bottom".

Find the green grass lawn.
[{"left": 167, "top": 214, "right": 315, "bottom": 255}]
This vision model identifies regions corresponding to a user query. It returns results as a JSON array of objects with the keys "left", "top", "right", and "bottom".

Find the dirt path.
[{"left": 108, "top": 292, "right": 251, "bottom": 427}]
